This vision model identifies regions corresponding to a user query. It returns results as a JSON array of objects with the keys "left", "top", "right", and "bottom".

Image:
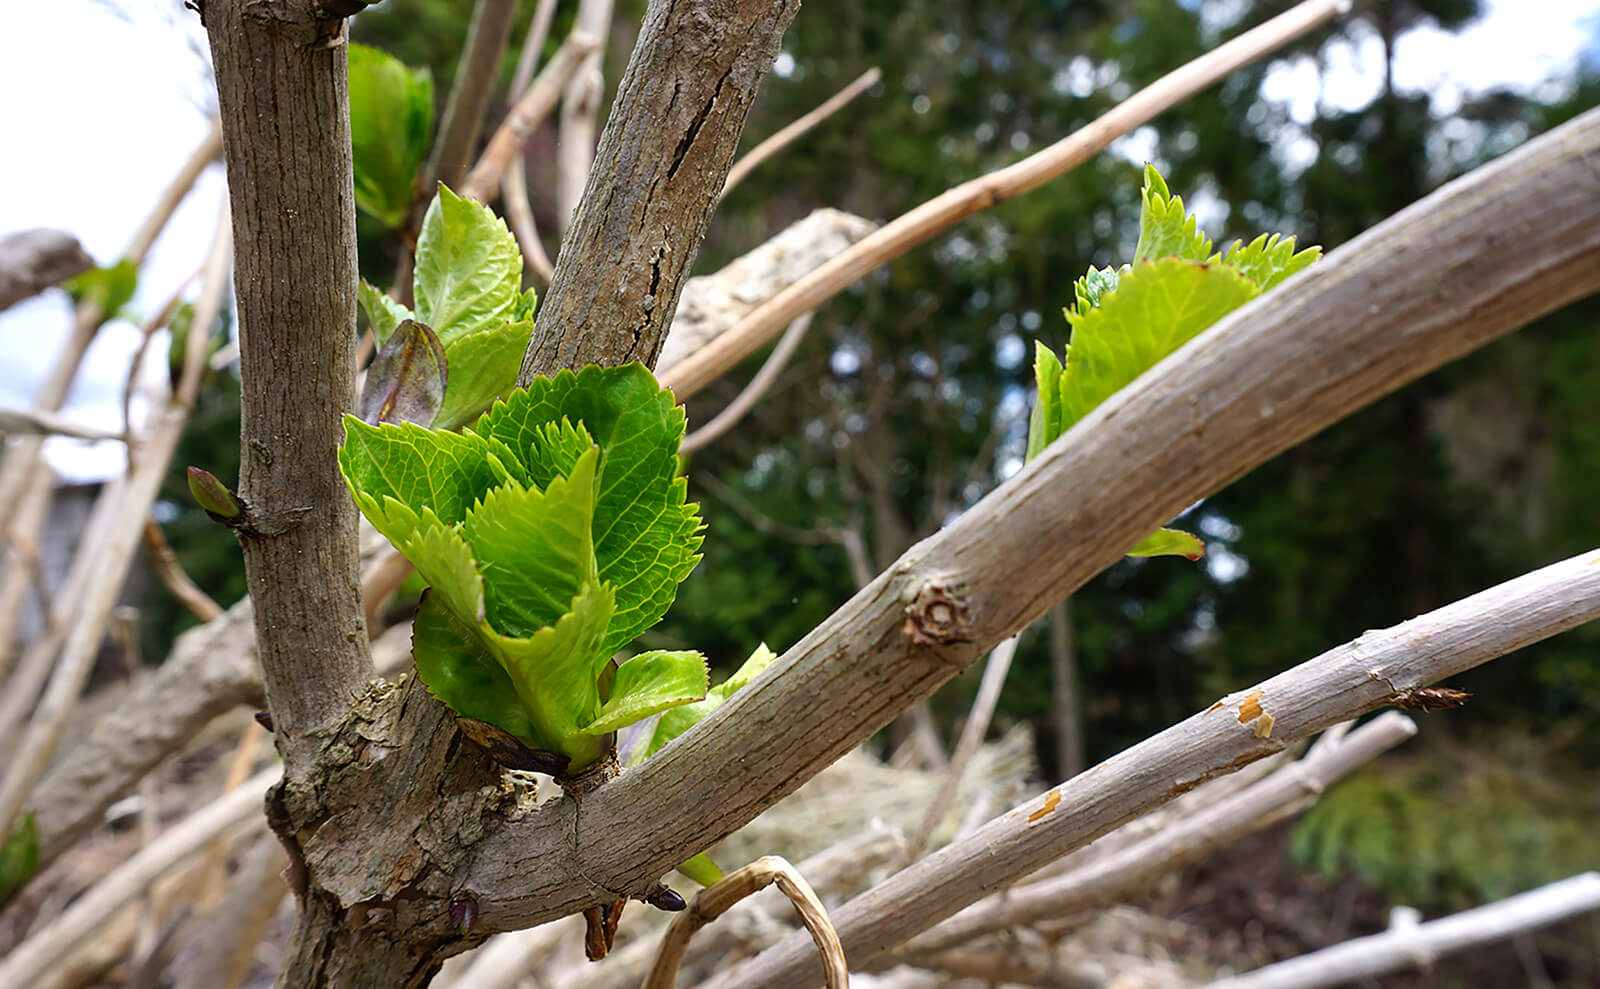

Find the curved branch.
[
  {"left": 460, "top": 104, "right": 1600, "bottom": 933},
  {"left": 520, "top": 0, "right": 801, "bottom": 381}
]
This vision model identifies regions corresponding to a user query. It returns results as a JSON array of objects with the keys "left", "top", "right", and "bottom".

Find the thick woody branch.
[
  {"left": 205, "top": 0, "right": 372, "bottom": 768},
  {"left": 710, "top": 551, "right": 1600, "bottom": 987},
  {"left": 519, "top": 0, "right": 801, "bottom": 381},
  {"left": 459, "top": 106, "right": 1600, "bottom": 932}
]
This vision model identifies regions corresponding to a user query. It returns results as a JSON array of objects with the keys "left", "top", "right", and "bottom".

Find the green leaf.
[
  {"left": 348, "top": 43, "right": 433, "bottom": 229},
  {"left": 1069, "top": 264, "right": 1124, "bottom": 316},
  {"left": 359, "top": 280, "right": 413, "bottom": 346},
  {"left": 358, "top": 319, "right": 448, "bottom": 427},
  {"left": 1128, "top": 528, "right": 1206, "bottom": 560},
  {"left": 412, "top": 593, "right": 537, "bottom": 744},
  {"left": 435, "top": 318, "right": 535, "bottom": 430},
  {"left": 493, "top": 578, "right": 615, "bottom": 768},
  {"left": 64, "top": 259, "right": 138, "bottom": 321},
  {"left": 677, "top": 852, "right": 724, "bottom": 886},
  {"left": 579, "top": 650, "right": 708, "bottom": 737},
  {"left": 1055, "top": 258, "right": 1260, "bottom": 430},
  {"left": 459, "top": 446, "right": 600, "bottom": 638},
  {"left": 639, "top": 643, "right": 778, "bottom": 762},
  {"left": 0, "top": 812, "right": 38, "bottom": 907},
  {"left": 413, "top": 184, "right": 521, "bottom": 349},
  {"left": 474, "top": 364, "right": 703, "bottom": 656},
  {"left": 512, "top": 287, "right": 539, "bottom": 323},
  {"left": 1025, "top": 342, "right": 1064, "bottom": 462},
  {"left": 1218, "top": 233, "right": 1322, "bottom": 292},
  {"left": 1132, "top": 164, "right": 1213, "bottom": 265},
  {"left": 339, "top": 416, "right": 526, "bottom": 540}
]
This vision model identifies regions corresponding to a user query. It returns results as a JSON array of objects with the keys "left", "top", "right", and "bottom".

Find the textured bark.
[
  {"left": 520, "top": 0, "right": 801, "bottom": 381},
  {"left": 205, "top": 0, "right": 373, "bottom": 771},
  {"left": 452, "top": 107, "right": 1600, "bottom": 935}
]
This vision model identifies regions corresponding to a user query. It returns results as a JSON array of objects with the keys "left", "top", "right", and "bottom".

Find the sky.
[{"left": 1, "top": 0, "right": 1596, "bottom": 482}]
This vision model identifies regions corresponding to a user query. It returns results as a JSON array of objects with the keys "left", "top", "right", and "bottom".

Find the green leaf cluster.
[
  {"left": 349, "top": 43, "right": 434, "bottom": 229},
  {"left": 64, "top": 258, "right": 137, "bottom": 323},
  {"left": 1029, "top": 165, "right": 1321, "bottom": 560},
  {"left": 340, "top": 364, "right": 706, "bottom": 774},
  {"left": 0, "top": 813, "right": 38, "bottom": 909},
  {"left": 357, "top": 186, "right": 535, "bottom": 430}
]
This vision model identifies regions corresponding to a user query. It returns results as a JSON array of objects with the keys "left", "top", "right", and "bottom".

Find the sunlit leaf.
[
  {"left": 349, "top": 43, "right": 433, "bottom": 229},
  {"left": 1128, "top": 528, "right": 1206, "bottom": 560},
  {"left": 579, "top": 650, "right": 708, "bottom": 737}
]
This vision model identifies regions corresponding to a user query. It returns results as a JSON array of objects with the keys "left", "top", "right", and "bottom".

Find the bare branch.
[
  {"left": 901, "top": 635, "right": 1020, "bottom": 866},
  {"left": 521, "top": 0, "right": 802, "bottom": 381},
  {"left": 900, "top": 712, "right": 1418, "bottom": 959},
  {"left": 461, "top": 108, "right": 1600, "bottom": 935},
  {"left": 142, "top": 518, "right": 225, "bottom": 623},
  {"left": 1210, "top": 872, "right": 1600, "bottom": 989},
  {"left": 0, "top": 406, "right": 123, "bottom": 442},
  {"left": 458, "top": 29, "right": 600, "bottom": 203},
  {"left": 427, "top": 0, "right": 519, "bottom": 191},
  {"left": 0, "top": 230, "right": 94, "bottom": 313},
  {"left": 0, "top": 119, "right": 220, "bottom": 525},
  {"left": 679, "top": 313, "right": 812, "bottom": 456},
  {"left": 658, "top": 208, "right": 876, "bottom": 374},
  {"left": 554, "top": 0, "right": 614, "bottom": 236},
  {"left": 205, "top": 0, "right": 373, "bottom": 764},
  {"left": 0, "top": 768, "right": 277, "bottom": 989},
  {"left": 660, "top": 0, "right": 1352, "bottom": 400},
  {"left": 720, "top": 67, "right": 882, "bottom": 199},
  {"left": 502, "top": 159, "right": 555, "bottom": 288}
]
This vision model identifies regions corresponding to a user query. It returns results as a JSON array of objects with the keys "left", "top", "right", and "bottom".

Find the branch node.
[{"left": 902, "top": 579, "right": 973, "bottom": 648}]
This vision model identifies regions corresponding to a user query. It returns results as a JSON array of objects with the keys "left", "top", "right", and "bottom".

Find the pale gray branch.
[
  {"left": 1207, "top": 872, "right": 1600, "bottom": 989},
  {"left": 901, "top": 635, "right": 1019, "bottom": 865},
  {"left": 0, "top": 768, "right": 277, "bottom": 989},
  {"left": 0, "top": 229, "right": 93, "bottom": 313},
  {"left": 461, "top": 106, "right": 1600, "bottom": 938},
  {"left": 901, "top": 712, "right": 1417, "bottom": 959},
  {"left": 554, "top": 0, "right": 614, "bottom": 236}
]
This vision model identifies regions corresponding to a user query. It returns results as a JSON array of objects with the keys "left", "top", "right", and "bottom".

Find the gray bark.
[{"left": 520, "top": 0, "right": 801, "bottom": 381}]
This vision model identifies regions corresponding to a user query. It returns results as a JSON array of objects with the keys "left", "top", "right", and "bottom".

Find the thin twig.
[
  {"left": 555, "top": 0, "right": 614, "bottom": 235},
  {"left": 503, "top": 157, "right": 556, "bottom": 288},
  {"left": 142, "top": 518, "right": 224, "bottom": 623},
  {"left": 644, "top": 856, "right": 848, "bottom": 989},
  {"left": 1208, "top": 872, "right": 1600, "bottom": 989},
  {"left": 0, "top": 470, "right": 55, "bottom": 682},
  {"left": 660, "top": 0, "right": 1353, "bottom": 400},
  {"left": 720, "top": 67, "right": 881, "bottom": 200},
  {"left": 900, "top": 635, "right": 1020, "bottom": 866},
  {"left": 0, "top": 407, "right": 124, "bottom": 442},
  {"left": 493, "top": 0, "right": 563, "bottom": 287},
  {"left": 680, "top": 314, "right": 813, "bottom": 456},
  {"left": 459, "top": 30, "right": 600, "bottom": 203},
  {"left": 0, "top": 767, "right": 278, "bottom": 989},
  {"left": 700, "top": 544, "right": 1600, "bottom": 986},
  {"left": 426, "top": 0, "right": 520, "bottom": 190}
]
